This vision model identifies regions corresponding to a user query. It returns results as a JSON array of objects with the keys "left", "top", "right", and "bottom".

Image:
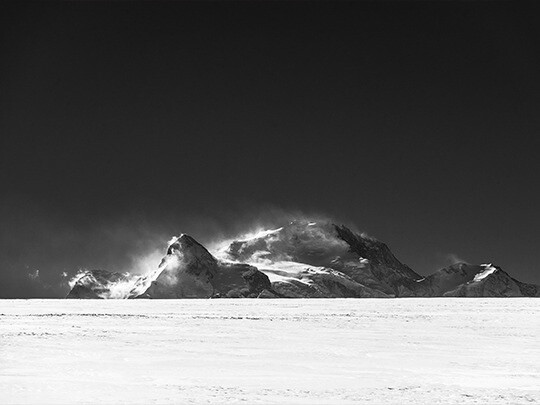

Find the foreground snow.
[{"left": 1, "top": 299, "right": 539, "bottom": 404}]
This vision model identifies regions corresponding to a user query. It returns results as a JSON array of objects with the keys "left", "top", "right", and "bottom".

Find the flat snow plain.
[{"left": 1, "top": 299, "right": 539, "bottom": 404}]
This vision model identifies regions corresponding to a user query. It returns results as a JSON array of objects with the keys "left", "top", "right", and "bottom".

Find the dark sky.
[{"left": 1, "top": 2, "right": 540, "bottom": 297}]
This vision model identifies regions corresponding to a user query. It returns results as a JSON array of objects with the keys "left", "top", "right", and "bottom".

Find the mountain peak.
[
  {"left": 66, "top": 220, "right": 540, "bottom": 299},
  {"left": 167, "top": 234, "right": 205, "bottom": 253}
]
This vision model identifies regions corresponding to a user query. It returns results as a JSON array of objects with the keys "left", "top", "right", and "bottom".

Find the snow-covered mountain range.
[{"left": 67, "top": 220, "right": 540, "bottom": 299}]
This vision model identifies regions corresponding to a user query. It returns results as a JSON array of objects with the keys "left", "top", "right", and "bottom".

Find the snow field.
[{"left": 1, "top": 298, "right": 539, "bottom": 404}]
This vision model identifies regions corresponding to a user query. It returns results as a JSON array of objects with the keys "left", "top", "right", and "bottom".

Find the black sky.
[{"left": 1, "top": 2, "right": 540, "bottom": 297}]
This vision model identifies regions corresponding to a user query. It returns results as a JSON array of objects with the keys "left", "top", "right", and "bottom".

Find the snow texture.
[
  {"left": 474, "top": 264, "right": 499, "bottom": 282},
  {"left": 1, "top": 299, "right": 539, "bottom": 404}
]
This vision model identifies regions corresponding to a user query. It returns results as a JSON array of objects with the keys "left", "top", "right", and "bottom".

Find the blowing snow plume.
[
  {"left": 215, "top": 221, "right": 352, "bottom": 266},
  {"left": 67, "top": 219, "right": 407, "bottom": 299},
  {"left": 67, "top": 236, "right": 190, "bottom": 299}
]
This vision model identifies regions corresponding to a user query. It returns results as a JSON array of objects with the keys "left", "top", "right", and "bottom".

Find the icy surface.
[
  {"left": 1, "top": 299, "right": 539, "bottom": 404},
  {"left": 256, "top": 261, "right": 329, "bottom": 284},
  {"left": 474, "top": 263, "right": 498, "bottom": 282}
]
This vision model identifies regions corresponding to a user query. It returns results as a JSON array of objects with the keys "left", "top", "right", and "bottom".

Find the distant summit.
[
  {"left": 443, "top": 264, "right": 540, "bottom": 297},
  {"left": 67, "top": 220, "right": 540, "bottom": 299}
]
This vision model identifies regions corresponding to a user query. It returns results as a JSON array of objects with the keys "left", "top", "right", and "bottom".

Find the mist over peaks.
[{"left": 66, "top": 218, "right": 540, "bottom": 299}]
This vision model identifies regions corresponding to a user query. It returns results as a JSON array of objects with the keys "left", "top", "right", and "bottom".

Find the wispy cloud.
[{"left": 446, "top": 253, "right": 468, "bottom": 265}]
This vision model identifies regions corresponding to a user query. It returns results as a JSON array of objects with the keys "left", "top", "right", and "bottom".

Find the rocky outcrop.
[
  {"left": 257, "top": 289, "right": 278, "bottom": 298},
  {"left": 514, "top": 280, "right": 540, "bottom": 297},
  {"left": 66, "top": 283, "right": 101, "bottom": 299},
  {"left": 210, "top": 262, "right": 256, "bottom": 297},
  {"left": 242, "top": 268, "right": 272, "bottom": 295}
]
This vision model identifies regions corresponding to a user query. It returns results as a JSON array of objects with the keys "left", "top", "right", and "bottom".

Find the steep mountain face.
[
  {"left": 269, "top": 267, "right": 390, "bottom": 298},
  {"left": 138, "top": 234, "right": 271, "bottom": 298},
  {"left": 514, "top": 279, "right": 540, "bottom": 297},
  {"left": 137, "top": 234, "right": 218, "bottom": 298},
  {"left": 333, "top": 225, "right": 422, "bottom": 295},
  {"left": 443, "top": 264, "right": 538, "bottom": 297},
  {"left": 67, "top": 235, "right": 272, "bottom": 299},
  {"left": 403, "top": 263, "right": 486, "bottom": 297},
  {"left": 66, "top": 220, "right": 540, "bottom": 299},
  {"left": 405, "top": 263, "right": 540, "bottom": 297},
  {"left": 219, "top": 220, "right": 416, "bottom": 297}
]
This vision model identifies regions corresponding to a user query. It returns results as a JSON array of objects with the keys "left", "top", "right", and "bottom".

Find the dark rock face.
[
  {"left": 444, "top": 266, "right": 523, "bottom": 297},
  {"left": 515, "top": 280, "right": 540, "bottom": 297},
  {"left": 242, "top": 268, "right": 271, "bottom": 294},
  {"left": 405, "top": 263, "right": 540, "bottom": 298},
  {"left": 257, "top": 289, "right": 278, "bottom": 298},
  {"left": 271, "top": 279, "right": 321, "bottom": 298},
  {"left": 403, "top": 263, "right": 485, "bottom": 297},
  {"left": 333, "top": 225, "right": 422, "bottom": 295},
  {"left": 327, "top": 257, "right": 395, "bottom": 296},
  {"left": 334, "top": 225, "right": 420, "bottom": 280},
  {"left": 66, "top": 284, "right": 102, "bottom": 299},
  {"left": 211, "top": 262, "right": 260, "bottom": 297}
]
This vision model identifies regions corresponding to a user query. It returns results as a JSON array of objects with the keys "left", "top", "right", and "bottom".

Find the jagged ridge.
[{"left": 67, "top": 220, "right": 540, "bottom": 299}]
